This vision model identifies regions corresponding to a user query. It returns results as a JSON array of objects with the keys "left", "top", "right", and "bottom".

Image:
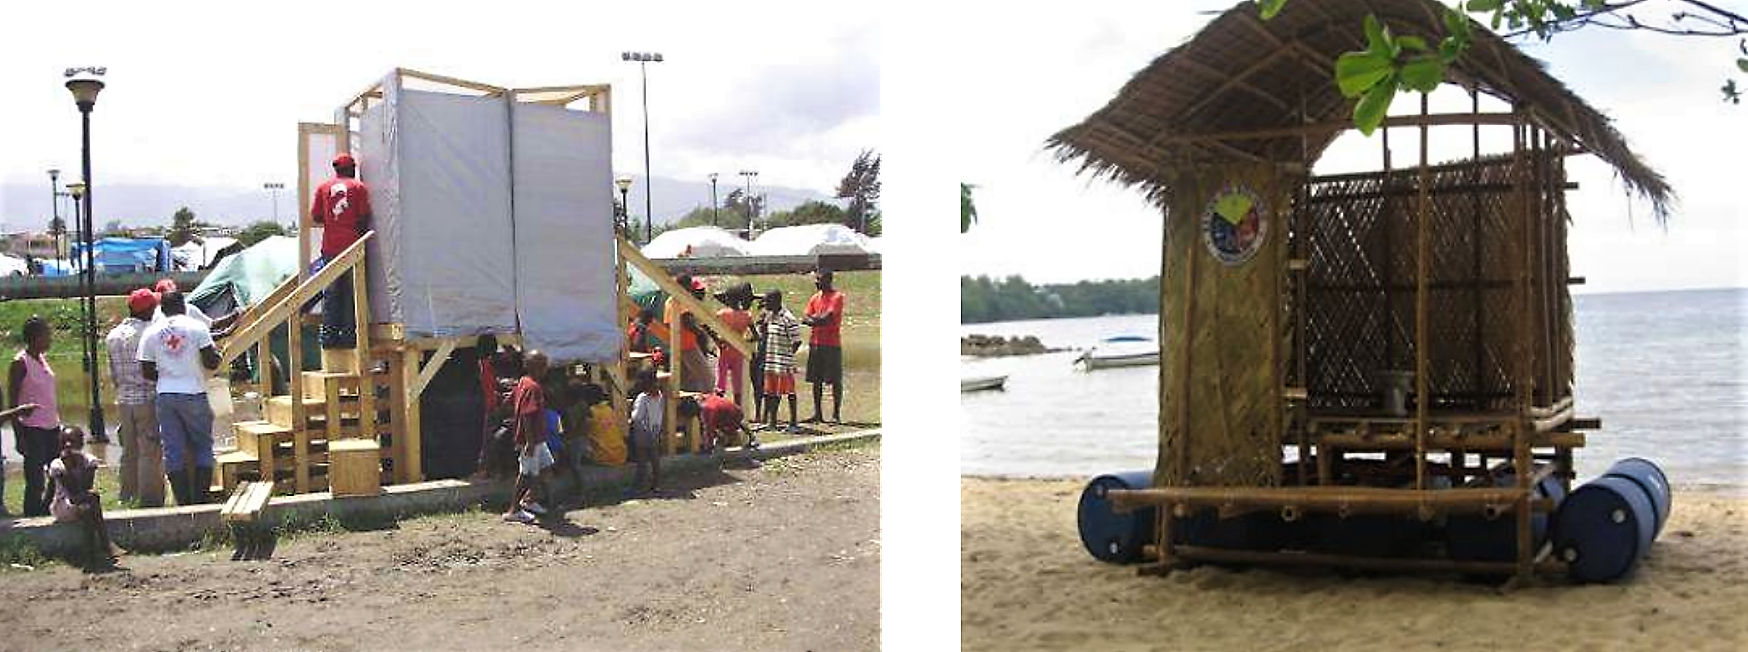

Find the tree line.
[{"left": 961, "top": 275, "right": 1160, "bottom": 324}]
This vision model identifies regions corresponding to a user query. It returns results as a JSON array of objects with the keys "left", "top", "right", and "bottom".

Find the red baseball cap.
[
  {"left": 689, "top": 278, "right": 706, "bottom": 292},
  {"left": 333, "top": 153, "right": 356, "bottom": 168},
  {"left": 153, "top": 279, "right": 178, "bottom": 293},
  {"left": 128, "top": 288, "right": 160, "bottom": 313}
]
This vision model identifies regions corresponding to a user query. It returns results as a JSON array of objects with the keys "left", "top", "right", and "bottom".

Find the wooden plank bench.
[{"left": 220, "top": 480, "right": 277, "bottom": 560}]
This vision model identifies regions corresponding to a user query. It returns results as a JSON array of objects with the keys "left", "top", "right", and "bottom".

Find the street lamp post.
[
  {"left": 615, "top": 175, "right": 634, "bottom": 239},
  {"left": 67, "top": 181, "right": 91, "bottom": 396},
  {"left": 621, "top": 51, "right": 663, "bottom": 242},
  {"left": 47, "top": 169, "right": 63, "bottom": 262},
  {"left": 708, "top": 173, "right": 719, "bottom": 228},
  {"left": 738, "top": 170, "right": 759, "bottom": 238},
  {"left": 66, "top": 66, "right": 106, "bottom": 440}
]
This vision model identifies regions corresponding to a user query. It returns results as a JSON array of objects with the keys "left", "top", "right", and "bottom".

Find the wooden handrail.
[
  {"left": 617, "top": 238, "right": 754, "bottom": 358},
  {"left": 219, "top": 232, "right": 374, "bottom": 368}
]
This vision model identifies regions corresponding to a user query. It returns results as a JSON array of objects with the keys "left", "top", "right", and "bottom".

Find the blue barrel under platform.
[{"left": 1077, "top": 471, "right": 1157, "bottom": 564}]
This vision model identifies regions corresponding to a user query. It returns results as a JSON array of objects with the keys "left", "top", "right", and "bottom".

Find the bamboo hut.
[{"left": 1050, "top": 0, "right": 1671, "bottom": 583}]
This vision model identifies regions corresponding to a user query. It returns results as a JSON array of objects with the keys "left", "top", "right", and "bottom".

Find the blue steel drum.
[
  {"left": 1553, "top": 476, "right": 1658, "bottom": 583},
  {"left": 1602, "top": 458, "right": 1671, "bottom": 538},
  {"left": 1177, "top": 509, "right": 1290, "bottom": 552},
  {"left": 1077, "top": 471, "right": 1157, "bottom": 563},
  {"left": 1307, "top": 514, "right": 1423, "bottom": 558},
  {"left": 1446, "top": 472, "right": 1566, "bottom": 563}
]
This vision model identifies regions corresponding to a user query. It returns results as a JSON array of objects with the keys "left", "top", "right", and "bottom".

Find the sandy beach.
[
  {"left": 962, "top": 476, "right": 1748, "bottom": 652},
  {"left": 0, "top": 447, "right": 880, "bottom": 652}
]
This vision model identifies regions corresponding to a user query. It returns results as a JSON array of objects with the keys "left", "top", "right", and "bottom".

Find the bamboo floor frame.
[{"left": 1143, "top": 97, "right": 1593, "bottom": 587}]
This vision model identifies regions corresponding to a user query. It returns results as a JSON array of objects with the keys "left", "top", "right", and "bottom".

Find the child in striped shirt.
[{"left": 758, "top": 290, "right": 803, "bottom": 433}]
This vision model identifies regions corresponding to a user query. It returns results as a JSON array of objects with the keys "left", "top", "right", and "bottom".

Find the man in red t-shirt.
[
  {"left": 678, "top": 393, "right": 757, "bottom": 453},
  {"left": 310, "top": 153, "right": 372, "bottom": 350},
  {"left": 802, "top": 268, "right": 847, "bottom": 424}
]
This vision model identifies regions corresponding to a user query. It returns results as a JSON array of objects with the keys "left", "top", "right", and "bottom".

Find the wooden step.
[
  {"left": 322, "top": 349, "right": 360, "bottom": 374},
  {"left": 265, "top": 395, "right": 326, "bottom": 428},
  {"left": 216, "top": 450, "right": 260, "bottom": 493},
  {"left": 330, "top": 439, "right": 382, "bottom": 497},
  {"left": 234, "top": 421, "right": 294, "bottom": 456},
  {"left": 301, "top": 371, "right": 362, "bottom": 402}
]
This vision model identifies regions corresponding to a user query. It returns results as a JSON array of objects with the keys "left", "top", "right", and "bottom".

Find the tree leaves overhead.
[{"left": 1263, "top": 0, "right": 1745, "bottom": 132}]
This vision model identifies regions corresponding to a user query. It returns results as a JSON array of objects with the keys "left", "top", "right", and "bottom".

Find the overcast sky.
[
  {"left": 0, "top": 0, "right": 876, "bottom": 216},
  {"left": 954, "top": 1, "right": 1747, "bottom": 293}
]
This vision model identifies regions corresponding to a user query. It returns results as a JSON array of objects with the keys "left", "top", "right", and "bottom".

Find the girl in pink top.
[
  {"left": 8, "top": 316, "right": 61, "bottom": 517},
  {"left": 714, "top": 284, "right": 755, "bottom": 406}
]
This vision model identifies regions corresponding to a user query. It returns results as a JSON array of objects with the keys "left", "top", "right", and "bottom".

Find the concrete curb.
[{"left": 0, "top": 428, "right": 879, "bottom": 557}]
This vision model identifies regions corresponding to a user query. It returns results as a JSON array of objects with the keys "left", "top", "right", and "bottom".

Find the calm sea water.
[{"left": 961, "top": 289, "right": 1748, "bottom": 489}]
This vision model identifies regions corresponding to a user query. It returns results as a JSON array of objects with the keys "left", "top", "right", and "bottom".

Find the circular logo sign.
[{"left": 1200, "top": 186, "right": 1267, "bottom": 266}]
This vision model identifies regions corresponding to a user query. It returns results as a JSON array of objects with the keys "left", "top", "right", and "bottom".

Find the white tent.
[
  {"left": 642, "top": 226, "right": 753, "bottom": 259},
  {"left": 750, "top": 224, "right": 875, "bottom": 257},
  {"left": 0, "top": 254, "right": 27, "bottom": 276},
  {"left": 174, "top": 236, "right": 240, "bottom": 270}
]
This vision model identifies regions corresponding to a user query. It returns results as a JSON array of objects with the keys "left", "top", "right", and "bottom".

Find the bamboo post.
[
  {"left": 1414, "top": 93, "right": 1431, "bottom": 491},
  {"left": 1512, "top": 110, "right": 1536, "bottom": 583},
  {"left": 1470, "top": 87, "right": 1486, "bottom": 411},
  {"left": 1157, "top": 198, "right": 1200, "bottom": 574},
  {"left": 612, "top": 246, "right": 630, "bottom": 438}
]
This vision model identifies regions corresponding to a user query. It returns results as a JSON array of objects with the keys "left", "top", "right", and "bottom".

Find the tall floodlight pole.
[
  {"left": 622, "top": 51, "right": 663, "bottom": 242},
  {"left": 66, "top": 66, "right": 106, "bottom": 440},
  {"left": 264, "top": 182, "right": 285, "bottom": 225},
  {"left": 738, "top": 170, "right": 759, "bottom": 238},
  {"left": 708, "top": 173, "right": 719, "bottom": 228}
]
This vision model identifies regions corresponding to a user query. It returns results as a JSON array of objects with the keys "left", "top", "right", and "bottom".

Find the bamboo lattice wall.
[{"left": 1289, "top": 155, "right": 1573, "bottom": 413}]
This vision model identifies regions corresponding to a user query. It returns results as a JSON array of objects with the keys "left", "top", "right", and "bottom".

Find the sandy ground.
[
  {"left": 962, "top": 477, "right": 1748, "bottom": 652},
  {"left": 0, "top": 448, "right": 880, "bottom": 652}
]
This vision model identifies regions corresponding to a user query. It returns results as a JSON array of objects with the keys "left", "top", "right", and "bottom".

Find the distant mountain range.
[{"left": 0, "top": 175, "right": 832, "bottom": 233}]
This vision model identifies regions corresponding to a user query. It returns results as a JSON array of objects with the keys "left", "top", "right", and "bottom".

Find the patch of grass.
[
  {"left": 0, "top": 296, "right": 130, "bottom": 426},
  {"left": 0, "top": 534, "right": 52, "bottom": 570},
  {"left": 703, "top": 270, "right": 880, "bottom": 425},
  {"left": 2, "top": 465, "right": 129, "bottom": 515}
]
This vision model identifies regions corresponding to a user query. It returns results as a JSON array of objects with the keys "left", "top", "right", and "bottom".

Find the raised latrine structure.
[{"left": 1051, "top": 0, "right": 1669, "bottom": 581}]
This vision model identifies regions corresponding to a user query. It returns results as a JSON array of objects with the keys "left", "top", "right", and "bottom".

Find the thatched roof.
[{"left": 1049, "top": 0, "right": 1672, "bottom": 219}]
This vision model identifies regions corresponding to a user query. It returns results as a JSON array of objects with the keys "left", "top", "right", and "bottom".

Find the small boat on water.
[
  {"left": 1075, "top": 336, "right": 1161, "bottom": 370},
  {"left": 961, "top": 374, "right": 1009, "bottom": 392}
]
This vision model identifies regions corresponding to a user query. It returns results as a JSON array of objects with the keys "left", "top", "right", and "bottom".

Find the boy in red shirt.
[
  {"left": 310, "top": 153, "right": 371, "bottom": 350},
  {"left": 504, "top": 351, "right": 554, "bottom": 524},
  {"left": 677, "top": 393, "right": 758, "bottom": 454},
  {"left": 802, "top": 269, "right": 847, "bottom": 423}
]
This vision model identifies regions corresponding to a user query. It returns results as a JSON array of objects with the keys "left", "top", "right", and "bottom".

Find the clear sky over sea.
[{"left": 954, "top": 1, "right": 1747, "bottom": 293}]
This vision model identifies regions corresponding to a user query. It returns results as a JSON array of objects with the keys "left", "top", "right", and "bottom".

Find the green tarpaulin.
[{"left": 187, "top": 235, "right": 320, "bottom": 385}]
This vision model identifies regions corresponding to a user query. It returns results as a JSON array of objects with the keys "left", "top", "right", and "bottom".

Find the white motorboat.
[
  {"left": 961, "top": 374, "right": 1009, "bottom": 392},
  {"left": 1075, "top": 336, "right": 1160, "bottom": 370}
]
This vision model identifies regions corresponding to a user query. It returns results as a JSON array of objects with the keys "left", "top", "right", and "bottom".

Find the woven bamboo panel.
[
  {"left": 1290, "top": 155, "right": 1571, "bottom": 412},
  {"left": 1159, "top": 164, "right": 1289, "bottom": 488}
]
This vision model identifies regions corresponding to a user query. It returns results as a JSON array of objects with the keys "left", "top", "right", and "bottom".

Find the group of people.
[
  {"left": 628, "top": 267, "right": 850, "bottom": 433},
  {"left": 1, "top": 279, "right": 222, "bottom": 567}
]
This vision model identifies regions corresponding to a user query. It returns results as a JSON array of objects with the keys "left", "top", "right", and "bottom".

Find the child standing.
[
  {"left": 504, "top": 351, "right": 555, "bottom": 525},
  {"left": 628, "top": 367, "right": 666, "bottom": 495},
  {"left": 49, "top": 426, "right": 123, "bottom": 569},
  {"left": 713, "top": 282, "right": 755, "bottom": 406},
  {"left": 758, "top": 290, "right": 803, "bottom": 433}
]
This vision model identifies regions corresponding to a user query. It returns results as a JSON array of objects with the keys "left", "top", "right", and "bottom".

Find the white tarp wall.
[
  {"left": 511, "top": 103, "right": 619, "bottom": 363},
  {"left": 358, "top": 73, "right": 518, "bottom": 338},
  {"left": 642, "top": 226, "right": 753, "bottom": 259},
  {"left": 301, "top": 127, "right": 340, "bottom": 269}
]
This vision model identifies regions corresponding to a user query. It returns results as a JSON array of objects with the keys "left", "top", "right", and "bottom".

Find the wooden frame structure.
[
  {"left": 1050, "top": 0, "right": 1671, "bottom": 585},
  {"left": 213, "top": 69, "right": 661, "bottom": 496}
]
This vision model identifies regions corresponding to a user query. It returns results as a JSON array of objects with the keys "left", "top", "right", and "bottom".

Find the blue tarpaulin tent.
[{"left": 68, "top": 237, "right": 173, "bottom": 273}]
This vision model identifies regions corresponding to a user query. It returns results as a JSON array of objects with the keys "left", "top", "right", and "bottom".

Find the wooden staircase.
[{"left": 212, "top": 233, "right": 383, "bottom": 496}]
